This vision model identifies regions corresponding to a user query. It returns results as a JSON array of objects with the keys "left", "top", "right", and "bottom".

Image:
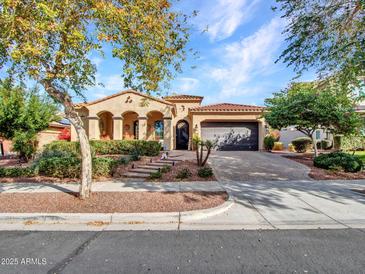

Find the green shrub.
[
  {"left": 0, "top": 166, "right": 37, "bottom": 177},
  {"left": 117, "top": 157, "right": 130, "bottom": 165},
  {"left": 92, "top": 157, "right": 118, "bottom": 177},
  {"left": 160, "top": 165, "right": 171, "bottom": 173},
  {"left": 291, "top": 137, "right": 312, "bottom": 153},
  {"left": 12, "top": 131, "right": 37, "bottom": 161},
  {"left": 341, "top": 135, "right": 365, "bottom": 152},
  {"left": 176, "top": 168, "right": 192, "bottom": 179},
  {"left": 43, "top": 141, "right": 82, "bottom": 156},
  {"left": 264, "top": 135, "right": 276, "bottom": 151},
  {"left": 314, "top": 152, "right": 363, "bottom": 173},
  {"left": 197, "top": 166, "right": 213, "bottom": 178},
  {"left": 38, "top": 155, "right": 81, "bottom": 178},
  {"left": 37, "top": 155, "right": 118, "bottom": 178},
  {"left": 45, "top": 140, "right": 161, "bottom": 156},
  {"left": 149, "top": 171, "right": 162, "bottom": 179}
]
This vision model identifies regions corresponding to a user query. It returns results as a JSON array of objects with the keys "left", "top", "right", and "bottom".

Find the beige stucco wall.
[
  {"left": 72, "top": 92, "right": 174, "bottom": 149},
  {"left": 190, "top": 112, "right": 266, "bottom": 150},
  {"left": 71, "top": 91, "right": 266, "bottom": 151},
  {"left": 167, "top": 100, "right": 202, "bottom": 150}
]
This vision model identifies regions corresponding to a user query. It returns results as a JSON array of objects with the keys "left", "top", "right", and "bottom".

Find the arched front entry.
[{"left": 176, "top": 120, "right": 189, "bottom": 150}]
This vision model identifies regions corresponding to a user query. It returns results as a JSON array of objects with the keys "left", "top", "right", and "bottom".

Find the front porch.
[{"left": 80, "top": 110, "right": 173, "bottom": 150}]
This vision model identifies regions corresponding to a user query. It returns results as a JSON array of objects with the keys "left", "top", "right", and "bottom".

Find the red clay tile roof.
[
  {"left": 190, "top": 103, "right": 265, "bottom": 112},
  {"left": 164, "top": 94, "right": 204, "bottom": 100}
]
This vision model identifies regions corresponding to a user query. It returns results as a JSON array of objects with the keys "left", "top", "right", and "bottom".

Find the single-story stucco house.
[{"left": 72, "top": 90, "right": 267, "bottom": 151}]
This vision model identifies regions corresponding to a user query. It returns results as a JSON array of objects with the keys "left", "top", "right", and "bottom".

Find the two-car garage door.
[{"left": 201, "top": 122, "right": 259, "bottom": 151}]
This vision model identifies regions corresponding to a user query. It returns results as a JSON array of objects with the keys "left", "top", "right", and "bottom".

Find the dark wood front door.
[{"left": 176, "top": 120, "right": 189, "bottom": 150}]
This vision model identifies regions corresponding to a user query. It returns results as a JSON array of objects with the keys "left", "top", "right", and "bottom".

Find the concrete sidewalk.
[
  {"left": 181, "top": 179, "right": 365, "bottom": 230},
  {"left": 0, "top": 180, "right": 223, "bottom": 193},
  {"left": 1, "top": 179, "right": 365, "bottom": 231}
]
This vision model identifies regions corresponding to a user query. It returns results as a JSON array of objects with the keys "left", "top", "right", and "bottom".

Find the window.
[
  {"left": 315, "top": 130, "right": 321, "bottom": 140},
  {"left": 154, "top": 120, "right": 164, "bottom": 140},
  {"left": 133, "top": 120, "right": 139, "bottom": 139}
]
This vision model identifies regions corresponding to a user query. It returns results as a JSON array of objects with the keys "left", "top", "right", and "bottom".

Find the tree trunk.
[
  {"left": 195, "top": 143, "right": 200, "bottom": 166},
  {"left": 311, "top": 135, "right": 318, "bottom": 157},
  {"left": 68, "top": 115, "right": 93, "bottom": 199},
  {"left": 41, "top": 80, "right": 93, "bottom": 199},
  {"left": 199, "top": 143, "right": 204, "bottom": 167},
  {"left": 202, "top": 147, "right": 211, "bottom": 167}
]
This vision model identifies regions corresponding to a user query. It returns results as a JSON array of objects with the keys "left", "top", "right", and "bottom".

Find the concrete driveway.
[{"left": 209, "top": 151, "right": 310, "bottom": 182}]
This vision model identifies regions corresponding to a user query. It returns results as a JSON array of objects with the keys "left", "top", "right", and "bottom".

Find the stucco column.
[
  {"left": 138, "top": 117, "right": 147, "bottom": 140},
  {"left": 88, "top": 117, "right": 100, "bottom": 140},
  {"left": 258, "top": 118, "right": 266, "bottom": 151},
  {"left": 113, "top": 117, "right": 123, "bottom": 140},
  {"left": 163, "top": 117, "right": 172, "bottom": 151}
]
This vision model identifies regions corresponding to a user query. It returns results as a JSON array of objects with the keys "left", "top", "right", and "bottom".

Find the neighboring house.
[
  {"left": 279, "top": 126, "right": 332, "bottom": 148},
  {"left": 280, "top": 103, "right": 365, "bottom": 148},
  {"left": 72, "top": 90, "right": 267, "bottom": 151},
  {"left": 0, "top": 120, "right": 70, "bottom": 156}
]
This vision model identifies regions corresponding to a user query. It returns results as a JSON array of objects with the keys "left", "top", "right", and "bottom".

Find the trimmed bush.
[
  {"left": 149, "top": 171, "right": 162, "bottom": 179},
  {"left": 37, "top": 155, "right": 118, "bottom": 178},
  {"left": 272, "top": 142, "right": 284, "bottom": 151},
  {"left": 38, "top": 155, "right": 81, "bottom": 178},
  {"left": 45, "top": 140, "right": 161, "bottom": 156},
  {"left": 314, "top": 152, "right": 363, "bottom": 173},
  {"left": 291, "top": 137, "right": 312, "bottom": 153},
  {"left": 176, "top": 168, "right": 192, "bottom": 179},
  {"left": 92, "top": 158, "right": 118, "bottom": 177},
  {"left": 197, "top": 166, "right": 213, "bottom": 178},
  {"left": 264, "top": 135, "right": 276, "bottom": 151},
  {"left": 43, "top": 141, "right": 83, "bottom": 156},
  {"left": 0, "top": 166, "right": 37, "bottom": 177},
  {"left": 160, "top": 165, "right": 171, "bottom": 173}
]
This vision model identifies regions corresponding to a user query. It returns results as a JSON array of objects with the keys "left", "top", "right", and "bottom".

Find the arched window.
[{"left": 154, "top": 120, "right": 164, "bottom": 140}]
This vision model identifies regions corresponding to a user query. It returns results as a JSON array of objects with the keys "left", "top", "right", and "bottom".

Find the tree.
[
  {"left": 264, "top": 83, "right": 362, "bottom": 157},
  {"left": 0, "top": 80, "right": 59, "bottom": 161},
  {"left": 192, "top": 135, "right": 216, "bottom": 167},
  {"left": 0, "top": 1, "right": 192, "bottom": 199},
  {"left": 275, "top": 0, "right": 365, "bottom": 91}
]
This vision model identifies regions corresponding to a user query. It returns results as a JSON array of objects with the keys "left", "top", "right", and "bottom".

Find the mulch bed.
[
  {"left": 149, "top": 160, "right": 217, "bottom": 182},
  {"left": 0, "top": 191, "right": 228, "bottom": 213},
  {"left": 284, "top": 155, "right": 365, "bottom": 180}
]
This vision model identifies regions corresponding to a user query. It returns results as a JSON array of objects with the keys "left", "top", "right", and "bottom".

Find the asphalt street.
[{"left": 0, "top": 229, "right": 364, "bottom": 274}]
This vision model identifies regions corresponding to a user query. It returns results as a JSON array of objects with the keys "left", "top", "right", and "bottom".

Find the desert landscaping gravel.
[{"left": 0, "top": 191, "right": 228, "bottom": 213}]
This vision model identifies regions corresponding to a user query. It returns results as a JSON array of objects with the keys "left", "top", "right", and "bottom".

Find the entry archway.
[{"left": 176, "top": 120, "right": 189, "bottom": 150}]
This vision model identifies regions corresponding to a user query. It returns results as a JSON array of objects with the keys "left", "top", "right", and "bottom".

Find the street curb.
[{"left": 0, "top": 199, "right": 234, "bottom": 226}]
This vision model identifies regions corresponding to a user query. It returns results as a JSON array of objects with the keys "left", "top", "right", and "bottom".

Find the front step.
[
  {"left": 123, "top": 172, "right": 150, "bottom": 178},
  {"left": 149, "top": 162, "right": 172, "bottom": 167},
  {"left": 137, "top": 165, "right": 161, "bottom": 170},
  {"left": 131, "top": 168, "right": 156, "bottom": 174}
]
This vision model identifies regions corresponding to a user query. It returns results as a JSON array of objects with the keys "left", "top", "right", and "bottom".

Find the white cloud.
[
  {"left": 88, "top": 74, "right": 125, "bottom": 99},
  {"left": 176, "top": 77, "right": 200, "bottom": 93},
  {"left": 198, "top": 0, "right": 261, "bottom": 41},
  {"left": 207, "top": 17, "right": 285, "bottom": 100},
  {"left": 91, "top": 56, "right": 103, "bottom": 68}
]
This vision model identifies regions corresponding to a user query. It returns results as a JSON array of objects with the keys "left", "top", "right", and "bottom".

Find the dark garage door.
[{"left": 201, "top": 122, "right": 259, "bottom": 151}]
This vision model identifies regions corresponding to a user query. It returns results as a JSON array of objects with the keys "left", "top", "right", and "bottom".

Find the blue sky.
[{"left": 86, "top": 0, "right": 315, "bottom": 106}]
